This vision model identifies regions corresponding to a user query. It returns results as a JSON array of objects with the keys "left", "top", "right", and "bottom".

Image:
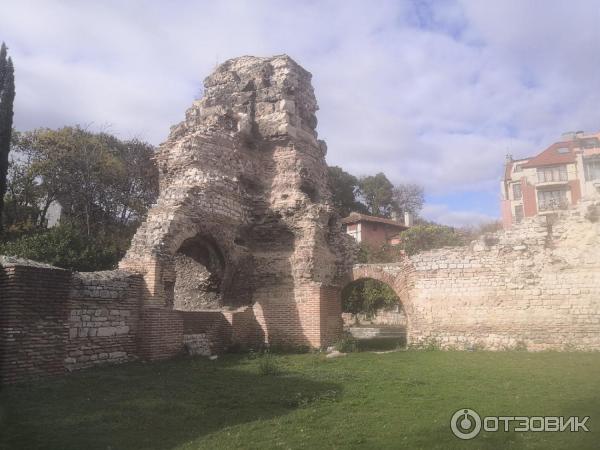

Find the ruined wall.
[
  {"left": 66, "top": 271, "right": 142, "bottom": 370},
  {"left": 0, "top": 260, "right": 70, "bottom": 384},
  {"left": 120, "top": 55, "right": 354, "bottom": 349},
  {"left": 0, "top": 258, "right": 145, "bottom": 384},
  {"left": 352, "top": 198, "right": 600, "bottom": 351}
]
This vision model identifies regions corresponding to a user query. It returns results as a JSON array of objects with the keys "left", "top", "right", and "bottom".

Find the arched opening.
[
  {"left": 341, "top": 277, "right": 407, "bottom": 350},
  {"left": 172, "top": 235, "right": 226, "bottom": 311}
]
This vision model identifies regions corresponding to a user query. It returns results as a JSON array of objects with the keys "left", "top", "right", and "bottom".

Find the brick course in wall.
[
  {"left": 137, "top": 308, "right": 184, "bottom": 360},
  {"left": 0, "top": 262, "right": 71, "bottom": 384}
]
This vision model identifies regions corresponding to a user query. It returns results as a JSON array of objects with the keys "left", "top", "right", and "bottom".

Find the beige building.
[{"left": 501, "top": 131, "right": 600, "bottom": 228}]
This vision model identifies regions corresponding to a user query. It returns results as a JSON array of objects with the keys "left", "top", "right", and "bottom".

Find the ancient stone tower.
[{"left": 120, "top": 55, "right": 354, "bottom": 352}]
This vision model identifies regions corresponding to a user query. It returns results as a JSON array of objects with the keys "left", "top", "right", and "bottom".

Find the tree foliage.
[
  {"left": 357, "top": 172, "right": 425, "bottom": 220},
  {"left": 1, "top": 127, "right": 158, "bottom": 270},
  {"left": 342, "top": 278, "right": 400, "bottom": 317},
  {"left": 396, "top": 224, "right": 466, "bottom": 255},
  {"left": 0, "top": 42, "right": 15, "bottom": 232},
  {"left": 14, "top": 127, "right": 158, "bottom": 235},
  {"left": 356, "top": 241, "right": 404, "bottom": 264},
  {"left": 327, "top": 166, "right": 366, "bottom": 217},
  {"left": 357, "top": 172, "right": 395, "bottom": 217},
  {"left": 0, "top": 223, "right": 120, "bottom": 271}
]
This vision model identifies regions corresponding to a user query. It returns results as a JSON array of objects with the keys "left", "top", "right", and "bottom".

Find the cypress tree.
[
  {"left": 0, "top": 43, "right": 6, "bottom": 92},
  {"left": 0, "top": 43, "right": 15, "bottom": 232}
]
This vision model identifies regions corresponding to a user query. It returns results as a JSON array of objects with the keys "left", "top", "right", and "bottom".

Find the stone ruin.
[
  {"left": 2, "top": 54, "right": 599, "bottom": 384},
  {"left": 351, "top": 195, "right": 600, "bottom": 351},
  {"left": 120, "top": 55, "right": 355, "bottom": 349}
]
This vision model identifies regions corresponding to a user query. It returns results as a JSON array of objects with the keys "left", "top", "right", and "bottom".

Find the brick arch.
[{"left": 349, "top": 264, "right": 413, "bottom": 342}]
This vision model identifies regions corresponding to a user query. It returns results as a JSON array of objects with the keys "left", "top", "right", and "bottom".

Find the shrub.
[
  {"left": 258, "top": 351, "right": 281, "bottom": 376},
  {"left": 0, "top": 224, "right": 122, "bottom": 271},
  {"left": 342, "top": 278, "right": 400, "bottom": 317},
  {"left": 357, "top": 242, "right": 404, "bottom": 264},
  {"left": 334, "top": 334, "right": 358, "bottom": 353},
  {"left": 398, "top": 224, "right": 466, "bottom": 256}
]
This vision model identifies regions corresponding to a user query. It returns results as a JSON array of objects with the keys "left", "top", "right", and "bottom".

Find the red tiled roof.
[
  {"left": 341, "top": 212, "right": 408, "bottom": 229},
  {"left": 521, "top": 142, "right": 577, "bottom": 168}
]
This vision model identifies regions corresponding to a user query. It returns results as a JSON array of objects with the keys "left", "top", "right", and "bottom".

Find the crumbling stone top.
[
  {"left": 0, "top": 255, "right": 67, "bottom": 270},
  {"left": 121, "top": 54, "right": 355, "bottom": 312},
  {"left": 73, "top": 270, "right": 140, "bottom": 283}
]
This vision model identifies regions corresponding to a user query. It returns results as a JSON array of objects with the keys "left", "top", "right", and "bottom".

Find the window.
[
  {"left": 512, "top": 183, "right": 522, "bottom": 200},
  {"left": 537, "top": 189, "right": 568, "bottom": 211},
  {"left": 584, "top": 158, "right": 600, "bottom": 181},
  {"left": 556, "top": 147, "right": 570, "bottom": 154},
  {"left": 514, "top": 205, "right": 524, "bottom": 223},
  {"left": 537, "top": 165, "right": 568, "bottom": 183},
  {"left": 513, "top": 164, "right": 522, "bottom": 173}
]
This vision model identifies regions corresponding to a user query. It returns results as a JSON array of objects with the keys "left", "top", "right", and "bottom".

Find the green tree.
[
  {"left": 1, "top": 127, "right": 158, "bottom": 270},
  {"left": 0, "top": 42, "right": 16, "bottom": 232},
  {"left": 20, "top": 126, "right": 158, "bottom": 236},
  {"left": 342, "top": 278, "right": 400, "bottom": 317},
  {"left": 358, "top": 172, "right": 394, "bottom": 217},
  {"left": 2, "top": 138, "right": 43, "bottom": 235},
  {"left": 327, "top": 166, "right": 366, "bottom": 217}
]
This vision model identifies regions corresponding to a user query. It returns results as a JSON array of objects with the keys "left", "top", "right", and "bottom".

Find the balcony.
[
  {"left": 538, "top": 198, "right": 569, "bottom": 212},
  {"left": 535, "top": 179, "right": 569, "bottom": 188}
]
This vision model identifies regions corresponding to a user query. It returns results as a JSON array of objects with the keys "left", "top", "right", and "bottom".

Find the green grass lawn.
[{"left": 1, "top": 351, "right": 599, "bottom": 450}]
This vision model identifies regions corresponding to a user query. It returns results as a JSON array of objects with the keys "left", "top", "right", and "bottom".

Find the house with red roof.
[
  {"left": 501, "top": 131, "right": 600, "bottom": 229},
  {"left": 341, "top": 212, "right": 412, "bottom": 247}
]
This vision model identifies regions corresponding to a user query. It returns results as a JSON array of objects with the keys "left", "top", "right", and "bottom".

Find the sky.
[{"left": 1, "top": 0, "right": 599, "bottom": 226}]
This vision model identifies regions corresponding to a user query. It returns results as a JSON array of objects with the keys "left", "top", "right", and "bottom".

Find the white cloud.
[{"left": 1, "top": 0, "right": 598, "bottom": 217}]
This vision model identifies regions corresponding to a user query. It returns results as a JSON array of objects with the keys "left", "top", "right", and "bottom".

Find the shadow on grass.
[
  {"left": 0, "top": 355, "right": 340, "bottom": 450},
  {"left": 356, "top": 337, "right": 406, "bottom": 352}
]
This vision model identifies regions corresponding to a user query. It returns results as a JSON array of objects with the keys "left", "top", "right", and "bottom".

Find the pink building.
[
  {"left": 501, "top": 131, "right": 600, "bottom": 229},
  {"left": 342, "top": 212, "right": 411, "bottom": 247}
]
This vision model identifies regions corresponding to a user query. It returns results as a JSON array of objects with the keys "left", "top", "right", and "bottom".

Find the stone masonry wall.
[
  {"left": 66, "top": 271, "right": 142, "bottom": 370},
  {"left": 352, "top": 198, "right": 600, "bottom": 351}
]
